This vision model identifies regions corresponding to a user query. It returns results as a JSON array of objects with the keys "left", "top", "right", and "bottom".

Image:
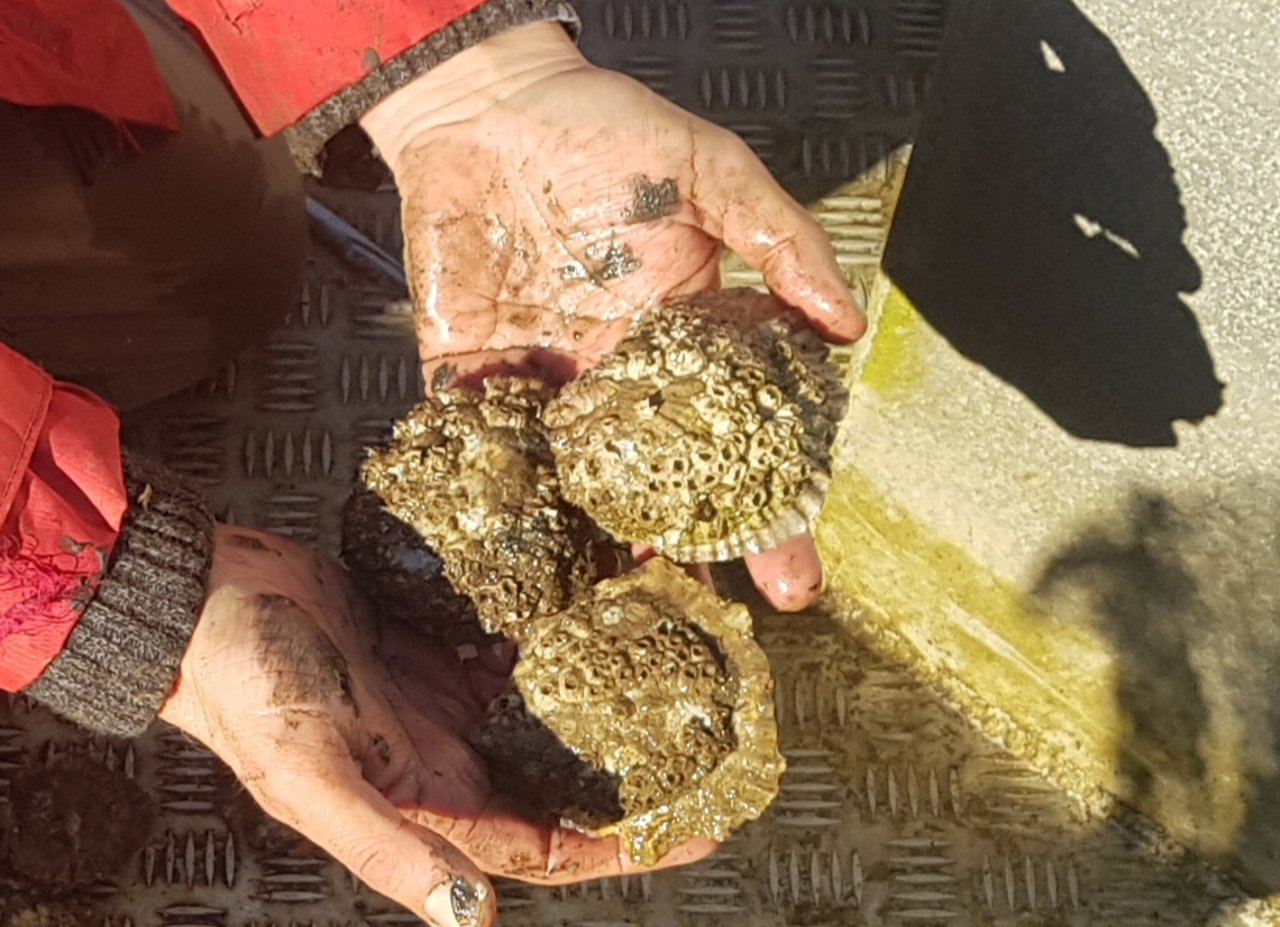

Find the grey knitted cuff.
[
  {"left": 24, "top": 453, "right": 215, "bottom": 737},
  {"left": 285, "top": 0, "right": 581, "bottom": 175}
]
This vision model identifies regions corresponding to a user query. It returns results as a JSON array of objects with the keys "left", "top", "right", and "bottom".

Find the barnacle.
[
  {"left": 465, "top": 558, "right": 783, "bottom": 865},
  {"left": 543, "top": 289, "right": 849, "bottom": 562},
  {"left": 338, "top": 486, "right": 485, "bottom": 647},
  {"left": 507, "top": 558, "right": 783, "bottom": 866},
  {"left": 359, "top": 377, "right": 596, "bottom": 638}
]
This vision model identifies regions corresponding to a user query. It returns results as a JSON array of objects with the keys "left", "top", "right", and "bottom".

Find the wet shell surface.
[
  {"left": 359, "top": 377, "right": 596, "bottom": 638},
  {"left": 509, "top": 558, "right": 783, "bottom": 867},
  {"left": 542, "top": 289, "right": 849, "bottom": 562}
]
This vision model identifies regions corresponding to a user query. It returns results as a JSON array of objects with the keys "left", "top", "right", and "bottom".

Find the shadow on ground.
[
  {"left": 882, "top": 0, "right": 1223, "bottom": 446},
  {"left": 324, "top": 0, "right": 1224, "bottom": 446},
  {"left": 1032, "top": 483, "right": 1280, "bottom": 894}
]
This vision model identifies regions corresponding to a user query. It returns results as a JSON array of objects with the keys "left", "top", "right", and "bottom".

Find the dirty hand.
[
  {"left": 158, "top": 525, "right": 715, "bottom": 926},
  {"left": 359, "top": 21, "right": 862, "bottom": 611}
]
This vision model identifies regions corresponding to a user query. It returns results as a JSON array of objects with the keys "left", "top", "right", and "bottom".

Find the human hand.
[
  {"left": 359, "top": 22, "right": 862, "bottom": 611},
  {"left": 158, "top": 524, "right": 715, "bottom": 926}
]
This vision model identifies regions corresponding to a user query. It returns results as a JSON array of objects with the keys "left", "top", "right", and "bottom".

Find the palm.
[
  {"left": 396, "top": 65, "right": 852, "bottom": 389},
  {"left": 373, "top": 607, "right": 717, "bottom": 881}
]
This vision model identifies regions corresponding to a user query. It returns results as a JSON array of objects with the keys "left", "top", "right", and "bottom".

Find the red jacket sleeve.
[
  {"left": 0, "top": 343, "right": 127, "bottom": 692},
  {"left": 167, "top": 0, "right": 490, "bottom": 135},
  {"left": 0, "top": 0, "right": 178, "bottom": 132}
]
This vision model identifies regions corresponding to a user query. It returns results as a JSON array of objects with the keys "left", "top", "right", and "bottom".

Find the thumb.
[
  {"left": 254, "top": 762, "right": 496, "bottom": 927},
  {"left": 689, "top": 129, "right": 866, "bottom": 342}
]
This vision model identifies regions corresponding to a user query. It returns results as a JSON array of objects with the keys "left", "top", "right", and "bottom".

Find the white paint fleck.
[
  {"left": 1072, "top": 212, "right": 1142, "bottom": 258},
  {"left": 1041, "top": 40, "right": 1067, "bottom": 72}
]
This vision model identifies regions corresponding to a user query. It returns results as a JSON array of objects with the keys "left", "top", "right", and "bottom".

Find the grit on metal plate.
[{"left": 0, "top": 1, "right": 1250, "bottom": 924}]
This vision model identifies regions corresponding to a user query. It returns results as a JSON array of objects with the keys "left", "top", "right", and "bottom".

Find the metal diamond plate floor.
[{"left": 0, "top": 1, "right": 1256, "bottom": 925}]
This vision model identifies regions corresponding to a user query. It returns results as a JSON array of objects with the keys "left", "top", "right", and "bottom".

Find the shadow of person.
[
  {"left": 1032, "top": 485, "right": 1280, "bottom": 895},
  {"left": 882, "top": 0, "right": 1223, "bottom": 446},
  {"left": 1034, "top": 494, "right": 1211, "bottom": 814}
]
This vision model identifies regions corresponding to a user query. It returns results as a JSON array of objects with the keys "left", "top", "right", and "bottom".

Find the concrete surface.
[{"left": 816, "top": 0, "right": 1280, "bottom": 899}]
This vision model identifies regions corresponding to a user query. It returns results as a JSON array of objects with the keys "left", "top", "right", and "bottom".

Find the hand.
[
  {"left": 159, "top": 525, "right": 715, "bottom": 926},
  {"left": 360, "top": 22, "right": 863, "bottom": 611}
]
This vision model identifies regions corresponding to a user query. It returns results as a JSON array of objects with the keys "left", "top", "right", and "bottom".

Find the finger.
[
  {"left": 593, "top": 540, "right": 624, "bottom": 580},
  {"left": 542, "top": 830, "right": 719, "bottom": 884},
  {"left": 688, "top": 132, "right": 866, "bottom": 342},
  {"left": 254, "top": 750, "right": 496, "bottom": 927},
  {"left": 421, "top": 800, "right": 718, "bottom": 884},
  {"left": 683, "top": 561, "right": 717, "bottom": 592},
  {"left": 743, "top": 532, "right": 824, "bottom": 611}
]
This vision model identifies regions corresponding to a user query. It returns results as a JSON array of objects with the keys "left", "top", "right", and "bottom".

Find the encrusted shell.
[
  {"left": 350, "top": 294, "right": 819, "bottom": 862},
  {"left": 543, "top": 289, "right": 849, "bottom": 563},
  {"left": 339, "top": 486, "right": 486, "bottom": 647},
  {"left": 359, "top": 377, "right": 596, "bottom": 637},
  {"left": 509, "top": 558, "right": 784, "bottom": 866}
]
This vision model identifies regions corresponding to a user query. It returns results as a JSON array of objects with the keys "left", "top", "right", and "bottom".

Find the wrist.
[
  {"left": 359, "top": 21, "right": 586, "bottom": 176},
  {"left": 25, "top": 452, "right": 215, "bottom": 738}
]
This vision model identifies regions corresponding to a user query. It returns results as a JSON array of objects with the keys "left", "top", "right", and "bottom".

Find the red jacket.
[{"left": 0, "top": 0, "right": 486, "bottom": 690}]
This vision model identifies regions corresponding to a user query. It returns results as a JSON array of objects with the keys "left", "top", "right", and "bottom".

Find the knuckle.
[
  {"left": 720, "top": 135, "right": 759, "bottom": 173},
  {"left": 344, "top": 835, "right": 410, "bottom": 896}
]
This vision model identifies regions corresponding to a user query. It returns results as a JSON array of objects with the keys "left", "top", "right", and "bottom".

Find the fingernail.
[
  {"left": 426, "top": 876, "right": 490, "bottom": 927},
  {"left": 769, "top": 576, "right": 799, "bottom": 610},
  {"left": 545, "top": 829, "right": 564, "bottom": 878},
  {"left": 767, "top": 573, "right": 817, "bottom": 612}
]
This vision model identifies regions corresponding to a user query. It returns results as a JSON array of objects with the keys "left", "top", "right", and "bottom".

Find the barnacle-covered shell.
[
  {"left": 543, "top": 289, "right": 849, "bottom": 563},
  {"left": 507, "top": 558, "right": 784, "bottom": 866},
  {"left": 466, "top": 688, "right": 626, "bottom": 832},
  {"left": 360, "top": 377, "right": 596, "bottom": 637},
  {"left": 339, "top": 486, "right": 486, "bottom": 646}
]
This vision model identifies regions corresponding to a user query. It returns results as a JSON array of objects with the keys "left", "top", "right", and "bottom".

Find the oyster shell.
[
  {"left": 359, "top": 377, "right": 596, "bottom": 637},
  {"left": 542, "top": 289, "right": 849, "bottom": 562},
  {"left": 466, "top": 688, "right": 626, "bottom": 832},
  {"left": 339, "top": 486, "right": 486, "bottom": 647},
  {"left": 503, "top": 558, "right": 782, "bottom": 866},
  {"left": 352, "top": 296, "right": 810, "bottom": 863}
]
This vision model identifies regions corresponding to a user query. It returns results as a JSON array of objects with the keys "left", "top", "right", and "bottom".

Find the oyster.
[
  {"left": 507, "top": 558, "right": 783, "bottom": 867},
  {"left": 466, "top": 688, "right": 627, "bottom": 832},
  {"left": 359, "top": 377, "right": 596, "bottom": 637},
  {"left": 543, "top": 289, "right": 849, "bottom": 562},
  {"left": 338, "top": 487, "right": 486, "bottom": 646},
  {"left": 352, "top": 296, "right": 811, "bottom": 863}
]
